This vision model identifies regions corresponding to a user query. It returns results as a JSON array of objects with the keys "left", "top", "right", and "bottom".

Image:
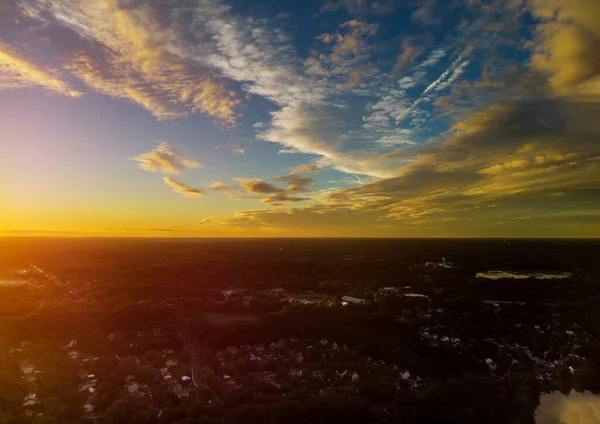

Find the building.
[
  {"left": 341, "top": 296, "right": 365, "bottom": 305},
  {"left": 289, "top": 368, "right": 303, "bottom": 378}
]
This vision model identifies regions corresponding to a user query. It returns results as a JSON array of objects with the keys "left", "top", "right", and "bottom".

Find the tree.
[{"left": 102, "top": 399, "right": 136, "bottom": 424}]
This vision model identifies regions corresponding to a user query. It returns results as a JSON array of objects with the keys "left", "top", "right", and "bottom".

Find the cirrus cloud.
[
  {"left": 131, "top": 142, "right": 203, "bottom": 174},
  {"left": 163, "top": 177, "right": 205, "bottom": 198}
]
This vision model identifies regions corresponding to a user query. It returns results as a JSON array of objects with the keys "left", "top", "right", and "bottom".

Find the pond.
[
  {"left": 0, "top": 280, "right": 31, "bottom": 286},
  {"left": 536, "top": 391, "right": 600, "bottom": 424},
  {"left": 476, "top": 271, "right": 572, "bottom": 280}
]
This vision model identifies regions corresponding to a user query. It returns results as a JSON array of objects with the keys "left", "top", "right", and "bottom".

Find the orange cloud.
[
  {"left": 47, "top": 0, "right": 240, "bottom": 122},
  {"left": 131, "top": 142, "right": 202, "bottom": 174},
  {"left": 163, "top": 177, "right": 204, "bottom": 198},
  {"left": 530, "top": 0, "right": 600, "bottom": 94},
  {"left": 0, "top": 43, "right": 81, "bottom": 96}
]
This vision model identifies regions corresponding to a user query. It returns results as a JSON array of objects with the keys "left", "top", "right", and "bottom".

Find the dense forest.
[{"left": 1, "top": 238, "right": 599, "bottom": 423}]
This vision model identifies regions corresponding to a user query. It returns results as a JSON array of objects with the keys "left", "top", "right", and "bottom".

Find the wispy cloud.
[
  {"left": 131, "top": 142, "right": 202, "bottom": 174},
  {"left": 0, "top": 43, "right": 81, "bottom": 96},
  {"left": 209, "top": 182, "right": 242, "bottom": 200},
  {"left": 230, "top": 145, "right": 245, "bottom": 155},
  {"left": 23, "top": 0, "right": 240, "bottom": 122},
  {"left": 163, "top": 177, "right": 204, "bottom": 198},
  {"left": 232, "top": 173, "right": 315, "bottom": 205},
  {"left": 234, "top": 178, "right": 281, "bottom": 195},
  {"left": 290, "top": 165, "right": 321, "bottom": 174}
]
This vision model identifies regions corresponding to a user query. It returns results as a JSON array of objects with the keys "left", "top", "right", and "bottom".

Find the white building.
[{"left": 341, "top": 296, "right": 365, "bottom": 304}]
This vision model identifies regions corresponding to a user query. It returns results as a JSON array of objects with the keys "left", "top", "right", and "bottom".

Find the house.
[
  {"left": 320, "top": 387, "right": 336, "bottom": 396},
  {"left": 269, "top": 339, "right": 286, "bottom": 350},
  {"left": 79, "top": 382, "right": 95, "bottom": 393},
  {"left": 401, "top": 371, "right": 410, "bottom": 380},
  {"left": 295, "top": 352, "right": 304, "bottom": 363},
  {"left": 227, "top": 346, "right": 239, "bottom": 356},
  {"left": 23, "top": 393, "right": 37, "bottom": 407},
  {"left": 289, "top": 368, "right": 303, "bottom": 378},
  {"left": 224, "top": 379, "right": 240, "bottom": 389},
  {"left": 485, "top": 358, "right": 497, "bottom": 370},
  {"left": 67, "top": 351, "right": 79, "bottom": 359},
  {"left": 126, "top": 381, "right": 139, "bottom": 394},
  {"left": 182, "top": 376, "right": 192, "bottom": 382},
  {"left": 83, "top": 404, "right": 94, "bottom": 413},
  {"left": 20, "top": 362, "right": 35, "bottom": 375},
  {"left": 254, "top": 343, "right": 265, "bottom": 352},
  {"left": 341, "top": 296, "right": 365, "bottom": 304},
  {"left": 169, "top": 380, "right": 183, "bottom": 395},
  {"left": 320, "top": 338, "right": 328, "bottom": 346},
  {"left": 165, "top": 359, "right": 177, "bottom": 367},
  {"left": 351, "top": 372, "right": 360, "bottom": 382},
  {"left": 312, "top": 370, "right": 325, "bottom": 380},
  {"left": 241, "top": 344, "right": 253, "bottom": 352},
  {"left": 180, "top": 386, "right": 195, "bottom": 397},
  {"left": 336, "top": 370, "right": 348, "bottom": 378}
]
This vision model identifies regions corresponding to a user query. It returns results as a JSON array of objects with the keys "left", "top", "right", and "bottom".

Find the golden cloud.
[
  {"left": 290, "top": 164, "right": 321, "bottom": 174},
  {"left": 316, "top": 20, "right": 378, "bottom": 62},
  {"left": 131, "top": 142, "right": 202, "bottom": 174},
  {"left": 208, "top": 95, "right": 600, "bottom": 235},
  {"left": 209, "top": 182, "right": 242, "bottom": 200},
  {"left": 234, "top": 178, "right": 281, "bottom": 194},
  {"left": 41, "top": 0, "right": 240, "bottom": 122},
  {"left": 530, "top": 0, "right": 600, "bottom": 95},
  {"left": 0, "top": 43, "right": 81, "bottom": 96},
  {"left": 163, "top": 177, "right": 204, "bottom": 198},
  {"left": 232, "top": 173, "right": 315, "bottom": 205}
]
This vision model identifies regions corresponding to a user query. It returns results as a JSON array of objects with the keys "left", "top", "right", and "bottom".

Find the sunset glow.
[{"left": 1, "top": 0, "right": 599, "bottom": 238}]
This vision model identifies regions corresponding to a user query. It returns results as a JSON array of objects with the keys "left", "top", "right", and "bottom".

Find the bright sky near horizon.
[{"left": 0, "top": 0, "right": 599, "bottom": 237}]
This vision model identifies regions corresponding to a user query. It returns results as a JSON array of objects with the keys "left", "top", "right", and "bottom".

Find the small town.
[{"left": 1, "top": 238, "right": 599, "bottom": 424}]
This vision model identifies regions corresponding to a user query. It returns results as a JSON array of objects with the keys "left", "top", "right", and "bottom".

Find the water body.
[
  {"left": 476, "top": 271, "right": 572, "bottom": 280},
  {"left": 536, "top": 391, "right": 600, "bottom": 424}
]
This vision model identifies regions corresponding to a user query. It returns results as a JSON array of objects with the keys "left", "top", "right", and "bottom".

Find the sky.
[{"left": 0, "top": 0, "right": 599, "bottom": 238}]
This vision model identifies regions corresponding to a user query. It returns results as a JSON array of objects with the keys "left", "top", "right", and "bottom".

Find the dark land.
[{"left": 1, "top": 237, "right": 599, "bottom": 424}]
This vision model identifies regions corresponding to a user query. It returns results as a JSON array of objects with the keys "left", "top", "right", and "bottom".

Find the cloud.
[
  {"left": 422, "top": 54, "right": 469, "bottom": 95},
  {"left": 392, "top": 38, "right": 427, "bottom": 74},
  {"left": 321, "top": 98, "right": 600, "bottom": 222},
  {"left": 163, "top": 177, "right": 204, "bottom": 198},
  {"left": 208, "top": 95, "right": 600, "bottom": 235},
  {"left": 290, "top": 165, "right": 321, "bottom": 174},
  {"left": 131, "top": 142, "right": 202, "bottom": 174},
  {"left": 23, "top": 0, "right": 240, "bottom": 122},
  {"left": 209, "top": 181, "right": 242, "bottom": 200},
  {"left": 411, "top": 1, "right": 439, "bottom": 26},
  {"left": 0, "top": 43, "right": 82, "bottom": 96},
  {"left": 317, "top": 20, "right": 379, "bottom": 62},
  {"left": 530, "top": 0, "right": 600, "bottom": 95},
  {"left": 230, "top": 145, "right": 245, "bottom": 155},
  {"left": 275, "top": 12, "right": 291, "bottom": 19},
  {"left": 320, "top": 0, "right": 398, "bottom": 15},
  {"left": 232, "top": 173, "right": 315, "bottom": 205},
  {"left": 234, "top": 178, "right": 281, "bottom": 194}
]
